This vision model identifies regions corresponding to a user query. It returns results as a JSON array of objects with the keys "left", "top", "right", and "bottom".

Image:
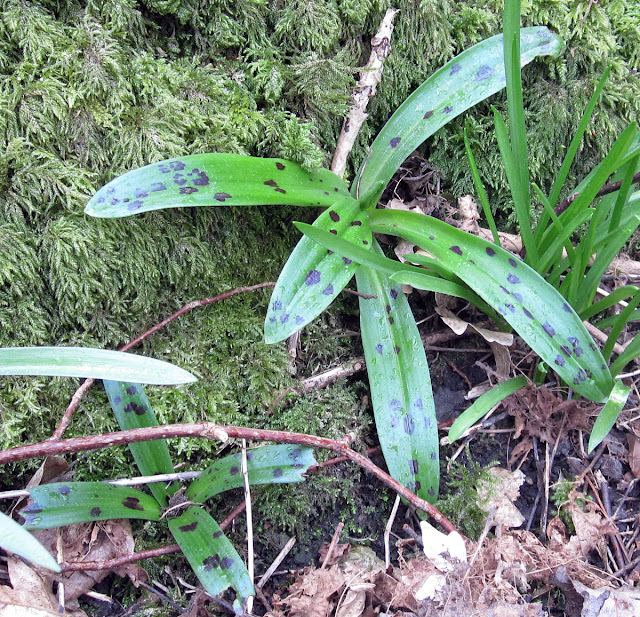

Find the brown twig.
[
  {"left": 5, "top": 423, "right": 458, "bottom": 533},
  {"left": 50, "top": 282, "right": 276, "bottom": 440},
  {"left": 555, "top": 171, "right": 640, "bottom": 218},
  {"left": 321, "top": 522, "right": 345, "bottom": 569}
]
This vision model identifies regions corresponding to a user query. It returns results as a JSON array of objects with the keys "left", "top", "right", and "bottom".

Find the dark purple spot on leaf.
[
  {"left": 273, "top": 468, "right": 283, "bottom": 478},
  {"left": 329, "top": 210, "right": 340, "bottom": 222},
  {"left": 362, "top": 240, "right": 369, "bottom": 245},
  {"left": 122, "top": 497, "right": 143, "bottom": 511},
  {"left": 449, "top": 245, "right": 463, "bottom": 255},
  {"left": 179, "top": 521, "right": 198, "bottom": 532},
  {"left": 126, "top": 386, "right": 137, "bottom": 395},
  {"left": 394, "top": 345, "right": 401, "bottom": 354},
  {"left": 523, "top": 307, "right": 534, "bottom": 319},
  {"left": 330, "top": 229, "right": 337, "bottom": 234},
  {"left": 486, "top": 247, "right": 496, "bottom": 257},
  {"left": 170, "top": 161, "right": 186, "bottom": 171},
  {"left": 91, "top": 507, "right": 101, "bottom": 517},
  {"left": 563, "top": 304, "right": 572, "bottom": 313},
  {"left": 542, "top": 323, "right": 556, "bottom": 337},
  {"left": 475, "top": 65, "right": 494, "bottom": 81},
  {"left": 230, "top": 466, "right": 240, "bottom": 475},
  {"left": 568, "top": 337, "right": 579, "bottom": 347},
  {"left": 192, "top": 170, "right": 210, "bottom": 186},
  {"left": 508, "top": 258, "right": 518, "bottom": 268},
  {"left": 506, "top": 303, "right": 515, "bottom": 313},
  {"left": 173, "top": 173, "right": 187, "bottom": 186},
  {"left": 276, "top": 162, "right": 285, "bottom": 170},
  {"left": 589, "top": 343, "right": 597, "bottom": 351},
  {"left": 58, "top": 485, "right": 71, "bottom": 495},
  {"left": 388, "top": 316, "right": 395, "bottom": 325},
  {"left": 403, "top": 414, "right": 415, "bottom": 434},
  {"left": 127, "top": 200, "right": 144, "bottom": 211},
  {"left": 275, "top": 187, "right": 287, "bottom": 194},
  {"left": 305, "top": 270, "right": 321, "bottom": 285},
  {"left": 507, "top": 273, "right": 521, "bottom": 284},
  {"left": 134, "top": 188, "right": 149, "bottom": 198},
  {"left": 390, "top": 399, "right": 402, "bottom": 412},
  {"left": 390, "top": 289, "right": 399, "bottom": 299},
  {"left": 555, "top": 355, "right": 565, "bottom": 367},
  {"left": 203, "top": 555, "right": 220, "bottom": 571},
  {"left": 424, "top": 110, "right": 434, "bottom": 119},
  {"left": 295, "top": 315, "right": 304, "bottom": 325},
  {"left": 214, "top": 192, "right": 232, "bottom": 202},
  {"left": 375, "top": 344, "right": 383, "bottom": 354},
  {"left": 428, "top": 488, "right": 435, "bottom": 497},
  {"left": 443, "top": 106, "right": 453, "bottom": 113},
  {"left": 431, "top": 452, "right": 437, "bottom": 460},
  {"left": 415, "top": 398, "right": 423, "bottom": 410},
  {"left": 390, "top": 137, "right": 401, "bottom": 148},
  {"left": 327, "top": 250, "right": 334, "bottom": 254},
  {"left": 342, "top": 257, "right": 352, "bottom": 265},
  {"left": 512, "top": 292, "right": 523, "bottom": 303},
  {"left": 409, "top": 459, "right": 419, "bottom": 475},
  {"left": 113, "top": 396, "right": 121, "bottom": 405},
  {"left": 179, "top": 186, "right": 198, "bottom": 195},
  {"left": 149, "top": 182, "right": 166, "bottom": 192},
  {"left": 561, "top": 345, "right": 571, "bottom": 356},
  {"left": 351, "top": 220, "right": 362, "bottom": 226},
  {"left": 385, "top": 304, "right": 391, "bottom": 314},
  {"left": 500, "top": 286, "right": 510, "bottom": 294},
  {"left": 213, "top": 530, "right": 223, "bottom": 539},
  {"left": 158, "top": 164, "right": 170, "bottom": 173},
  {"left": 280, "top": 313, "right": 289, "bottom": 323},
  {"left": 273, "top": 300, "right": 282, "bottom": 310},
  {"left": 221, "top": 557, "right": 234, "bottom": 569},
  {"left": 449, "top": 63, "right": 462, "bottom": 75},
  {"left": 322, "top": 285, "right": 334, "bottom": 296},
  {"left": 429, "top": 235, "right": 434, "bottom": 240}
]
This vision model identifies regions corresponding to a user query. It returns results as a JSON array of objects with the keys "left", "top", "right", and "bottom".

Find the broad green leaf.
[
  {"left": 187, "top": 445, "right": 316, "bottom": 503},
  {"left": 369, "top": 209, "right": 614, "bottom": 403},
  {"left": 355, "top": 27, "right": 564, "bottom": 199},
  {"left": 85, "top": 154, "right": 350, "bottom": 218},
  {"left": 168, "top": 506, "right": 253, "bottom": 612},
  {"left": 293, "top": 221, "right": 499, "bottom": 321},
  {"left": 448, "top": 376, "right": 528, "bottom": 442},
  {"left": 264, "top": 197, "right": 371, "bottom": 343},
  {"left": 0, "top": 347, "right": 196, "bottom": 384},
  {"left": 104, "top": 381, "right": 176, "bottom": 506},
  {"left": 356, "top": 248, "right": 439, "bottom": 502},
  {"left": 0, "top": 511, "right": 60, "bottom": 571},
  {"left": 21, "top": 482, "right": 161, "bottom": 530},
  {"left": 588, "top": 380, "right": 631, "bottom": 453}
]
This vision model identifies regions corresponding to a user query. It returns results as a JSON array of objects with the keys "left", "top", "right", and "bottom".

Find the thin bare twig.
[
  {"left": 321, "top": 521, "right": 345, "bottom": 569},
  {"left": 50, "top": 282, "right": 276, "bottom": 440},
  {"left": 4, "top": 423, "right": 458, "bottom": 533},
  {"left": 257, "top": 537, "right": 296, "bottom": 589}
]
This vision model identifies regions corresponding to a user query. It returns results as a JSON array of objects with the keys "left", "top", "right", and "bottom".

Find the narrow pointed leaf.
[
  {"left": 104, "top": 381, "right": 176, "bottom": 506},
  {"left": 588, "top": 380, "right": 631, "bottom": 453},
  {"left": 0, "top": 511, "right": 60, "bottom": 571},
  {"left": 370, "top": 209, "right": 614, "bottom": 402},
  {"left": 187, "top": 445, "right": 315, "bottom": 503},
  {"left": 448, "top": 376, "right": 528, "bottom": 442},
  {"left": 0, "top": 347, "right": 196, "bottom": 384},
  {"left": 265, "top": 197, "right": 371, "bottom": 343},
  {"left": 85, "top": 154, "right": 350, "bottom": 218},
  {"left": 169, "top": 506, "right": 253, "bottom": 611},
  {"left": 21, "top": 482, "right": 161, "bottom": 530},
  {"left": 356, "top": 249, "right": 439, "bottom": 502},
  {"left": 355, "top": 27, "right": 564, "bottom": 199}
]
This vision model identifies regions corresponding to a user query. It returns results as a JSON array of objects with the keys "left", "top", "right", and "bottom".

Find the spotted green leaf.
[
  {"left": 85, "top": 154, "right": 350, "bottom": 218},
  {"left": 0, "top": 511, "right": 60, "bottom": 571},
  {"left": 0, "top": 347, "right": 196, "bottom": 384},
  {"left": 369, "top": 209, "right": 614, "bottom": 403},
  {"left": 355, "top": 27, "right": 564, "bottom": 200},
  {"left": 104, "top": 381, "right": 176, "bottom": 506},
  {"left": 356, "top": 245, "right": 439, "bottom": 502},
  {"left": 168, "top": 506, "right": 253, "bottom": 613},
  {"left": 21, "top": 482, "right": 161, "bottom": 530},
  {"left": 265, "top": 197, "right": 371, "bottom": 343},
  {"left": 588, "top": 380, "right": 631, "bottom": 453},
  {"left": 188, "top": 444, "right": 315, "bottom": 503}
]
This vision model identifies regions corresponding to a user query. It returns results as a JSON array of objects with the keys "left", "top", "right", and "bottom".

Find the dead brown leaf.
[{"left": 277, "top": 565, "right": 346, "bottom": 617}]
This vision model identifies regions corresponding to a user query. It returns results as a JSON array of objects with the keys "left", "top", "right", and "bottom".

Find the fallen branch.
[{"left": 4, "top": 423, "right": 458, "bottom": 534}]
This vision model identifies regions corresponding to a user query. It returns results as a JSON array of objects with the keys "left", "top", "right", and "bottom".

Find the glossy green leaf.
[
  {"left": 264, "top": 197, "right": 371, "bottom": 343},
  {"left": 448, "top": 376, "right": 528, "bottom": 442},
  {"left": 21, "top": 482, "right": 161, "bottom": 530},
  {"left": 168, "top": 506, "right": 253, "bottom": 612},
  {"left": 369, "top": 209, "right": 614, "bottom": 403},
  {"left": 0, "top": 511, "right": 60, "bottom": 571},
  {"left": 355, "top": 27, "right": 564, "bottom": 199},
  {"left": 187, "top": 445, "right": 316, "bottom": 503},
  {"left": 356, "top": 247, "right": 439, "bottom": 502},
  {"left": 104, "top": 381, "right": 176, "bottom": 506},
  {"left": 85, "top": 154, "right": 350, "bottom": 218},
  {"left": 0, "top": 347, "right": 196, "bottom": 384},
  {"left": 588, "top": 380, "right": 631, "bottom": 453}
]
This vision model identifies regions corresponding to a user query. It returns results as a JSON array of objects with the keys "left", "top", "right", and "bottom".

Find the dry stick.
[
  {"left": 331, "top": 8, "right": 399, "bottom": 177},
  {"left": 384, "top": 495, "right": 401, "bottom": 569},
  {"left": 3, "top": 423, "right": 458, "bottom": 533},
  {"left": 321, "top": 521, "right": 345, "bottom": 569},
  {"left": 256, "top": 537, "right": 296, "bottom": 589},
  {"left": 50, "top": 282, "right": 277, "bottom": 440},
  {"left": 240, "top": 440, "right": 255, "bottom": 615}
]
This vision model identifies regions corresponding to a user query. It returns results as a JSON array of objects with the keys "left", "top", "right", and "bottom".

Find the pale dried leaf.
[
  {"left": 436, "top": 306, "right": 513, "bottom": 346},
  {"left": 335, "top": 588, "right": 366, "bottom": 617},
  {"left": 476, "top": 468, "right": 525, "bottom": 529},
  {"left": 627, "top": 432, "right": 640, "bottom": 478}
]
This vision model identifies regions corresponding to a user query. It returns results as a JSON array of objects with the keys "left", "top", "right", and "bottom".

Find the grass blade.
[
  {"left": 85, "top": 154, "right": 350, "bottom": 217},
  {"left": 21, "top": 482, "right": 161, "bottom": 529},
  {"left": 264, "top": 197, "right": 371, "bottom": 343},
  {"left": 168, "top": 506, "right": 253, "bottom": 612},
  {"left": 187, "top": 445, "right": 315, "bottom": 503},
  {"left": 588, "top": 380, "right": 631, "bottom": 453},
  {"left": 603, "top": 291, "right": 640, "bottom": 362},
  {"left": 104, "top": 381, "right": 176, "bottom": 506},
  {"left": 0, "top": 347, "right": 196, "bottom": 384},
  {"left": 369, "top": 209, "right": 613, "bottom": 402},
  {"left": 355, "top": 27, "right": 564, "bottom": 200},
  {"left": 448, "top": 376, "right": 528, "bottom": 442},
  {"left": 610, "top": 333, "right": 640, "bottom": 377},
  {"left": 0, "top": 511, "right": 60, "bottom": 571},
  {"left": 356, "top": 252, "right": 439, "bottom": 502}
]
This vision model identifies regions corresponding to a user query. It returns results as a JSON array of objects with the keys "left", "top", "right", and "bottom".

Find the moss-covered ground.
[{"left": 1, "top": 0, "right": 639, "bottom": 590}]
